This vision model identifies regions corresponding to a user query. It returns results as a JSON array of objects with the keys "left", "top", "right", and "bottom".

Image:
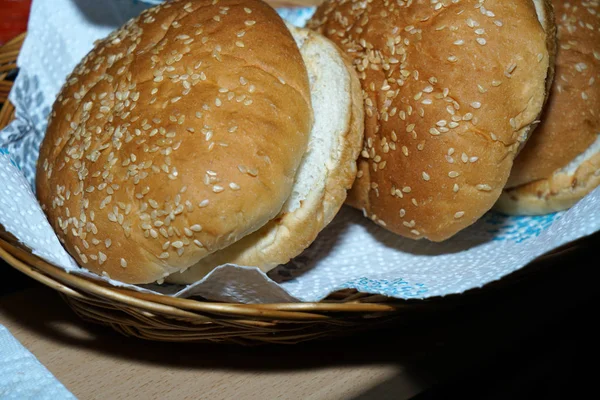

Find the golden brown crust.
[
  {"left": 507, "top": 0, "right": 600, "bottom": 188},
  {"left": 167, "top": 26, "right": 364, "bottom": 283},
  {"left": 35, "top": 0, "right": 312, "bottom": 283},
  {"left": 497, "top": 152, "right": 600, "bottom": 215},
  {"left": 309, "top": 0, "right": 553, "bottom": 241}
]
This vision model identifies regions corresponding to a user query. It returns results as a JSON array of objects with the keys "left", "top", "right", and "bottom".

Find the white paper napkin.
[
  {"left": 0, "top": 324, "right": 75, "bottom": 400},
  {"left": 0, "top": 0, "right": 599, "bottom": 304}
]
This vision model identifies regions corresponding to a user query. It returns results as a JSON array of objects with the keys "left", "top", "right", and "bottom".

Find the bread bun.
[
  {"left": 308, "top": 0, "right": 555, "bottom": 241},
  {"left": 506, "top": 0, "right": 600, "bottom": 189},
  {"left": 496, "top": 0, "right": 600, "bottom": 215},
  {"left": 167, "top": 25, "right": 364, "bottom": 283},
  {"left": 36, "top": 0, "right": 313, "bottom": 284},
  {"left": 497, "top": 138, "right": 600, "bottom": 215}
]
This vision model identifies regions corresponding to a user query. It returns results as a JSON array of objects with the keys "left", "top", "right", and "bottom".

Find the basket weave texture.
[{"left": 0, "top": 31, "right": 582, "bottom": 345}]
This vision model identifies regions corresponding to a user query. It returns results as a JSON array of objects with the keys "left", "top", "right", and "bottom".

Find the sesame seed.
[
  {"left": 466, "top": 18, "right": 478, "bottom": 28},
  {"left": 448, "top": 171, "right": 460, "bottom": 178},
  {"left": 422, "top": 172, "right": 430, "bottom": 181},
  {"left": 454, "top": 211, "right": 465, "bottom": 219},
  {"left": 505, "top": 63, "right": 517, "bottom": 77},
  {"left": 476, "top": 184, "right": 492, "bottom": 192},
  {"left": 575, "top": 63, "right": 588, "bottom": 72},
  {"left": 470, "top": 102, "right": 481, "bottom": 109},
  {"left": 185, "top": 224, "right": 201, "bottom": 233}
]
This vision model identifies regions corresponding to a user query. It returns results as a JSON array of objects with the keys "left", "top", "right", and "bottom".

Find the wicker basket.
[{"left": 0, "top": 30, "right": 589, "bottom": 345}]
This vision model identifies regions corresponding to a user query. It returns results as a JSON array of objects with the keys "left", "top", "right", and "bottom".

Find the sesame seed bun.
[
  {"left": 308, "top": 0, "right": 556, "bottom": 242},
  {"left": 496, "top": 138, "right": 600, "bottom": 215},
  {"left": 506, "top": 0, "right": 600, "bottom": 189},
  {"left": 496, "top": 0, "right": 600, "bottom": 215},
  {"left": 36, "top": 0, "right": 313, "bottom": 284},
  {"left": 167, "top": 25, "right": 365, "bottom": 283}
]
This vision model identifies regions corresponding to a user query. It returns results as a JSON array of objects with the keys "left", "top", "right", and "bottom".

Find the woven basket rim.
[
  {"left": 0, "top": 232, "right": 589, "bottom": 315},
  {"left": 0, "top": 237, "right": 405, "bottom": 317}
]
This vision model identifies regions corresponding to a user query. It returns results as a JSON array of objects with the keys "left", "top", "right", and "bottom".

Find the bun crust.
[
  {"left": 167, "top": 25, "right": 364, "bottom": 283},
  {"left": 497, "top": 151, "right": 600, "bottom": 215},
  {"left": 36, "top": 0, "right": 313, "bottom": 283},
  {"left": 308, "top": 0, "right": 554, "bottom": 241},
  {"left": 507, "top": 0, "right": 600, "bottom": 188}
]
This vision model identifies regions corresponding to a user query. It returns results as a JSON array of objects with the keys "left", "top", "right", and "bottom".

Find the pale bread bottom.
[{"left": 496, "top": 135, "right": 600, "bottom": 215}]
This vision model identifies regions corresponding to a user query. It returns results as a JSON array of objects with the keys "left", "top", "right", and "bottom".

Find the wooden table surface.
[
  {"left": 0, "top": 288, "right": 424, "bottom": 400},
  {"left": 1, "top": 233, "right": 599, "bottom": 400}
]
